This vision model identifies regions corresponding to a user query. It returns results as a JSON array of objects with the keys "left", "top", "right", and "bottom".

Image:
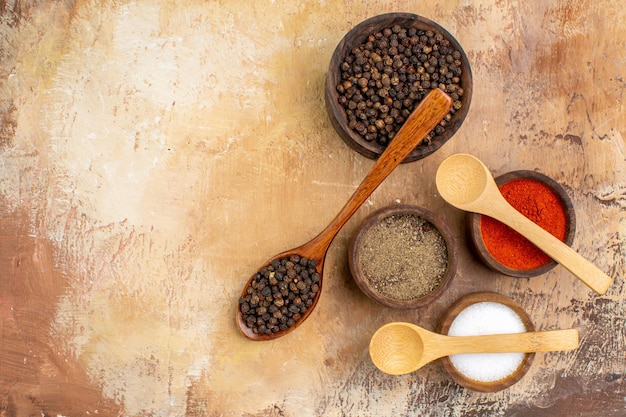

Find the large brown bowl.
[
  {"left": 325, "top": 12, "right": 472, "bottom": 163},
  {"left": 437, "top": 292, "right": 535, "bottom": 392},
  {"left": 348, "top": 204, "right": 457, "bottom": 309},
  {"left": 466, "top": 170, "right": 576, "bottom": 278}
]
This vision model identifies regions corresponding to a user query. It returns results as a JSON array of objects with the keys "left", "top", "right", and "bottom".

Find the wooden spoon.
[
  {"left": 236, "top": 88, "right": 453, "bottom": 341},
  {"left": 369, "top": 322, "right": 578, "bottom": 375},
  {"left": 435, "top": 153, "right": 614, "bottom": 295}
]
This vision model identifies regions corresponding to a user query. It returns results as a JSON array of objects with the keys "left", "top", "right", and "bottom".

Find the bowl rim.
[
  {"left": 466, "top": 170, "right": 577, "bottom": 278},
  {"left": 348, "top": 203, "right": 458, "bottom": 309},
  {"left": 325, "top": 12, "right": 473, "bottom": 163},
  {"left": 437, "top": 291, "right": 536, "bottom": 392}
]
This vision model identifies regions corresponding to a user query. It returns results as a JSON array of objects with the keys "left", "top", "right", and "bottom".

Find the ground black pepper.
[
  {"left": 239, "top": 255, "right": 320, "bottom": 335},
  {"left": 336, "top": 25, "right": 464, "bottom": 148},
  {"left": 358, "top": 213, "right": 448, "bottom": 301}
]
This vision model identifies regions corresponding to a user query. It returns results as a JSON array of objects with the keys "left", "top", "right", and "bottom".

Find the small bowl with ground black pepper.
[
  {"left": 467, "top": 170, "right": 576, "bottom": 278},
  {"left": 349, "top": 204, "right": 457, "bottom": 308},
  {"left": 326, "top": 12, "right": 472, "bottom": 163}
]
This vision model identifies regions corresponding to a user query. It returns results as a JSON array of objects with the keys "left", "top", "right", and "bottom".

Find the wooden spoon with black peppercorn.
[{"left": 236, "top": 88, "right": 453, "bottom": 341}]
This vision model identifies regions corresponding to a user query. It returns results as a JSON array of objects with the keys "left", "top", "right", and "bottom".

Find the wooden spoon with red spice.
[{"left": 435, "top": 153, "right": 614, "bottom": 295}]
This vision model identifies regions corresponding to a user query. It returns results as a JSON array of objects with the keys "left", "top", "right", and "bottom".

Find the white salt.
[{"left": 447, "top": 301, "right": 526, "bottom": 383}]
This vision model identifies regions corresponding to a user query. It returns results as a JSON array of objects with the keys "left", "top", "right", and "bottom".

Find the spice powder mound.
[
  {"left": 358, "top": 213, "right": 448, "bottom": 301},
  {"left": 480, "top": 178, "right": 567, "bottom": 270}
]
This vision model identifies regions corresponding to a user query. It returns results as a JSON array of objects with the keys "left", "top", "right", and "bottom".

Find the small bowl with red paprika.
[{"left": 466, "top": 170, "right": 576, "bottom": 278}]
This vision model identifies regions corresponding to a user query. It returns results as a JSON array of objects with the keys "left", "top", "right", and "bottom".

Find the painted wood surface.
[{"left": 1, "top": 1, "right": 624, "bottom": 416}]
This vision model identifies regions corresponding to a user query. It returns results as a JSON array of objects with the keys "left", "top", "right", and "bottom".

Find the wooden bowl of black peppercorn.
[{"left": 325, "top": 13, "right": 472, "bottom": 163}]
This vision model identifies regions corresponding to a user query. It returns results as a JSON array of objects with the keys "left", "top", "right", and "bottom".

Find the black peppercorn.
[
  {"left": 239, "top": 255, "right": 320, "bottom": 334},
  {"left": 336, "top": 24, "right": 463, "bottom": 149}
]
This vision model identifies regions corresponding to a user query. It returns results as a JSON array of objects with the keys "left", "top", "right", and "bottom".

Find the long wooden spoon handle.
[
  {"left": 345, "top": 88, "right": 452, "bottom": 206},
  {"left": 492, "top": 202, "right": 614, "bottom": 295},
  {"left": 443, "top": 329, "right": 579, "bottom": 356},
  {"left": 303, "top": 88, "right": 453, "bottom": 259}
]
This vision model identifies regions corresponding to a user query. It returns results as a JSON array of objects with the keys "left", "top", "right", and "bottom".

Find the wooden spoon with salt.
[
  {"left": 369, "top": 322, "right": 578, "bottom": 375},
  {"left": 236, "top": 88, "right": 452, "bottom": 341},
  {"left": 435, "top": 153, "right": 614, "bottom": 295}
]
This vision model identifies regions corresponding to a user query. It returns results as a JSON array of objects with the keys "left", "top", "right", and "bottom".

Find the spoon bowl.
[
  {"left": 435, "top": 153, "right": 614, "bottom": 294},
  {"left": 236, "top": 246, "right": 326, "bottom": 341},
  {"left": 369, "top": 321, "right": 578, "bottom": 376},
  {"left": 369, "top": 323, "right": 425, "bottom": 374},
  {"left": 237, "top": 88, "right": 453, "bottom": 341}
]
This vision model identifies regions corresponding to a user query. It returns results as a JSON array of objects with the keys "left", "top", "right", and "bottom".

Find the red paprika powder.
[{"left": 480, "top": 178, "right": 567, "bottom": 270}]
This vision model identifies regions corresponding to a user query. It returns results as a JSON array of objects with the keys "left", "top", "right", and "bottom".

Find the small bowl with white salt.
[
  {"left": 348, "top": 204, "right": 457, "bottom": 309},
  {"left": 437, "top": 292, "right": 535, "bottom": 392}
]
